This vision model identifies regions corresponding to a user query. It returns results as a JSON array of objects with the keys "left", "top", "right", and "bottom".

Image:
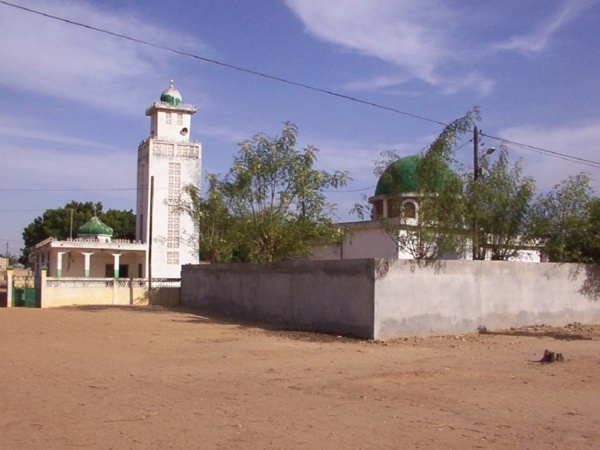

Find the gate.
[{"left": 12, "top": 275, "right": 40, "bottom": 308}]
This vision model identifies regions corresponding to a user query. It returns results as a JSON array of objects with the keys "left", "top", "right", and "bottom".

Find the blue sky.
[{"left": 1, "top": 0, "right": 599, "bottom": 254}]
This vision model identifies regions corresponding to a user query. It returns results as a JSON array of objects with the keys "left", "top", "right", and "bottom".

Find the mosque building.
[{"left": 32, "top": 81, "right": 201, "bottom": 279}]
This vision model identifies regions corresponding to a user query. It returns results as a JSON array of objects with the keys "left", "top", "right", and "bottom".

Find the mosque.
[
  {"left": 312, "top": 154, "right": 543, "bottom": 262},
  {"left": 31, "top": 82, "right": 541, "bottom": 279},
  {"left": 32, "top": 81, "right": 202, "bottom": 279}
]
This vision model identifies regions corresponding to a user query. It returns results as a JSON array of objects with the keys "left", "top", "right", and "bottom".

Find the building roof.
[
  {"left": 160, "top": 80, "right": 182, "bottom": 106},
  {"left": 78, "top": 216, "right": 113, "bottom": 237}
]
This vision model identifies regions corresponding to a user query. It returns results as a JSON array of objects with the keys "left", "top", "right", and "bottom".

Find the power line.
[
  {"left": 1, "top": 1, "right": 598, "bottom": 170},
  {"left": 0, "top": 187, "right": 137, "bottom": 192},
  {"left": 481, "top": 132, "right": 600, "bottom": 168}
]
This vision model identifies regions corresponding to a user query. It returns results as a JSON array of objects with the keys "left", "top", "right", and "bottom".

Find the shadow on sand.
[{"left": 57, "top": 304, "right": 362, "bottom": 343}]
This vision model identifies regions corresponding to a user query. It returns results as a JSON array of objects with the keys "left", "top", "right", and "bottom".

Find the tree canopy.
[
  {"left": 528, "top": 174, "right": 596, "bottom": 263},
  {"left": 465, "top": 146, "right": 535, "bottom": 260},
  {"left": 176, "top": 122, "right": 348, "bottom": 263}
]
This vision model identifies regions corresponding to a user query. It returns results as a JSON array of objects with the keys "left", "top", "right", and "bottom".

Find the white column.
[
  {"left": 82, "top": 253, "right": 94, "bottom": 278},
  {"left": 112, "top": 253, "right": 121, "bottom": 279},
  {"left": 56, "top": 252, "right": 66, "bottom": 278}
]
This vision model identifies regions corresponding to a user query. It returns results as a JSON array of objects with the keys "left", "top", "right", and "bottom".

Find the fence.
[{"left": 5, "top": 269, "right": 180, "bottom": 308}]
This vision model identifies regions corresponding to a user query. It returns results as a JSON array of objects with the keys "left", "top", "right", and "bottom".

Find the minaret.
[{"left": 136, "top": 81, "right": 202, "bottom": 278}]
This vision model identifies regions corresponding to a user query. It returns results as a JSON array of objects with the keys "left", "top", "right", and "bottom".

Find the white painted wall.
[{"left": 374, "top": 260, "right": 600, "bottom": 339}]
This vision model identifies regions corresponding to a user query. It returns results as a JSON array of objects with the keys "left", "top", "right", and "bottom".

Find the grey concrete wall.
[
  {"left": 181, "top": 259, "right": 376, "bottom": 338},
  {"left": 374, "top": 259, "right": 600, "bottom": 339}
]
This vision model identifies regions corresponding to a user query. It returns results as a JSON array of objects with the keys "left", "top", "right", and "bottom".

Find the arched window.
[{"left": 402, "top": 201, "right": 416, "bottom": 219}]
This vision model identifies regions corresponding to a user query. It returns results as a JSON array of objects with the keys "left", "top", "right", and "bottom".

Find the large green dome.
[
  {"left": 160, "top": 80, "right": 182, "bottom": 106},
  {"left": 374, "top": 155, "right": 457, "bottom": 196},
  {"left": 78, "top": 216, "right": 113, "bottom": 237}
]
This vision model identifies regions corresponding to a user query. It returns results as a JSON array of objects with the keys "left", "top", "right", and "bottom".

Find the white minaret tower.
[{"left": 136, "top": 81, "right": 202, "bottom": 278}]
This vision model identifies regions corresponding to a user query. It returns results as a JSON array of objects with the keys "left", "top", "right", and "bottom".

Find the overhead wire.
[{"left": 1, "top": 1, "right": 598, "bottom": 170}]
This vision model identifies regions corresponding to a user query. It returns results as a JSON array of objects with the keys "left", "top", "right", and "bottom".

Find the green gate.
[{"left": 12, "top": 275, "right": 40, "bottom": 308}]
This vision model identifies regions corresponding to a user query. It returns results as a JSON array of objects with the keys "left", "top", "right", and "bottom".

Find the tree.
[
  {"left": 370, "top": 108, "right": 479, "bottom": 260},
  {"left": 177, "top": 177, "right": 237, "bottom": 263},
  {"left": 465, "top": 146, "right": 535, "bottom": 260},
  {"left": 176, "top": 122, "right": 348, "bottom": 263},
  {"left": 529, "top": 173, "right": 595, "bottom": 262},
  {"left": 21, "top": 201, "right": 136, "bottom": 265}
]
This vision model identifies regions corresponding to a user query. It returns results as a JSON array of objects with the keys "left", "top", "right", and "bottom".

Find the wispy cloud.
[
  {"left": 285, "top": 0, "right": 493, "bottom": 95},
  {"left": 0, "top": 0, "right": 208, "bottom": 114},
  {"left": 493, "top": 0, "right": 596, "bottom": 54},
  {"left": 0, "top": 117, "right": 123, "bottom": 154}
]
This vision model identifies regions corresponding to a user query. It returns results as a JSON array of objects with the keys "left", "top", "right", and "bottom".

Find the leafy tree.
[
  {"left": 370, "top": 108, "right": 479, "bottom": 260},
  {"left": 177, "top": 178, "right": 237, "bottom": 263},
  {"left": 529, "top": 173, "right": 594, "bottom": 262},
  {"left": 582, "top": 198, "right": 600, "bottom": 263},
  {"left": 465, "top": 146, "right": 535, "bottom": 260},
  {"left": 21, "top": 201, "right": 135, "bottom": 265},
  {"left": 176, "top": 122, "right": 348, "bottom": 263}
]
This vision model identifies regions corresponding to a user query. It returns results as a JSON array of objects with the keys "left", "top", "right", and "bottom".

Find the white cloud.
[
  {"left": 285, "top": 0, "right": 495, "bottom": 96},
  {"left": 499, "top": 122, "right": 600, "bottom": 193},
  {"left": 493, "top": 0, "right": 596, "bottom": 54},
  {"left": 0, "top": 117, "right": 122, "bottom": 154},
  {"left": 0, "top": 0, "right": 208, "bottom": 113}
]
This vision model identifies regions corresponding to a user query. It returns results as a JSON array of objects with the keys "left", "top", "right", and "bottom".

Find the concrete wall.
[
  {"left": 181, "top": 259, "right": 376, "bottom": 338},
  {"left": 374, "top": 260, "right": 600, "bottom": 339},
  {"left": 181, "top": 259, "right": 600, "bottom": 340}
]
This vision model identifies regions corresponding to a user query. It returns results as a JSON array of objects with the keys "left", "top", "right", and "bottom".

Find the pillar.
[
  {"left": 112, "top": 253, "right": 121, "bottom": 279},
  {"left": 56, "top": 252, "right": 66, "bottom": 278},
  {"left": 82, "top": 253, "right": 94, "bottom": 278}
]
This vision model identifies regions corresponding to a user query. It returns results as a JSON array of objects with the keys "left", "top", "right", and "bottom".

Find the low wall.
[
  {"left": 42, "top": 278, "right": 150, "bottom": 308},
  {"left": 181, "top": 260, "right": 376, "bottom": 338},
  {"left": 374, "top": 260, "right": 600, "bottom": 339},
  {"left": 181, "top": 259, "right": 600, "bottom": 340},
  {"left": 4, "top": 271, "right": 181, "bottom": 308}
]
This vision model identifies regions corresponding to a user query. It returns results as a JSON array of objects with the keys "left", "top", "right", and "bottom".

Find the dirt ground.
[{"left": 1, "top": 306, "right": 599, "bottom": 449}]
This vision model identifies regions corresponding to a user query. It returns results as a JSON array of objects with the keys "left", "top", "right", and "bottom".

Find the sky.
[{"left": 1, "top": 0, "right": 599, "bottom": 255}]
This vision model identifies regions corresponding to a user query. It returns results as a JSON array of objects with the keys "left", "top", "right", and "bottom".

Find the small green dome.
[
  {"left": 78, "top": 216, "right": 113, "bottom": 237},
  {"left": 160, "top": 80, "right": 182, "bottom": 106},
  {"left": 374, "top": 154, "right": 457, "bottom": 196}
]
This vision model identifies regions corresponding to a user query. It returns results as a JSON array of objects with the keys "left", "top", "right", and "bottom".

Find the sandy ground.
[{"left": 1, "top": 306, "right": 599, "bottom": 450}]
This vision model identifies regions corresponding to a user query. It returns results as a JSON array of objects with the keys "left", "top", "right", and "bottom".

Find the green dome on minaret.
[
  {"left": 78, "top": 216, "right": 113, "bottom": 238},
  {"left": 160, "top": 80, "right": 182, "bottom": 106}
]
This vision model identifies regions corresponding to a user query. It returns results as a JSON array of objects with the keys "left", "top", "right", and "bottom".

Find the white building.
[
  {"left": 136, "top": 80, "right": 202, "bottom": 278},
  {"left": 33, "top": 81, "right": 202, "bottom": 279},
  {"left": 312, "top": 155, "right": 543, "bottom": 262}
]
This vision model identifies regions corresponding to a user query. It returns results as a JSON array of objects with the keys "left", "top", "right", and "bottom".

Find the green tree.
[
  {"left": 371, "top": 108, "right": 479, "bottom": 260},
  {"left": 21, "top": 201, "right": 135, "bottom": 265},
  {"left": 529, "top": 173, "right": 595, "bottom": 262},
  {"left": 465, "top": 146, "right": 535, "bottom": 260},
  {"left": 177, "top": 122, "right": 348, "bottom": 263},
  {"left": 177, "top": 177, "right": 237, "bottom": 263}
]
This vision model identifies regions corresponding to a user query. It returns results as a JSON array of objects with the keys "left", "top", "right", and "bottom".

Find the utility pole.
[
  {"left": 473, "top": 126, "right": 479, "bottom": 182},
  {"left": 472, "top": 126, "right": 479, "bottom": 260}
]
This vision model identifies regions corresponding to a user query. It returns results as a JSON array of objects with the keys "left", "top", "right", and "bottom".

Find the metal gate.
[{"left": 12, "top": 275, "right": 40, "bottom": 308}]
